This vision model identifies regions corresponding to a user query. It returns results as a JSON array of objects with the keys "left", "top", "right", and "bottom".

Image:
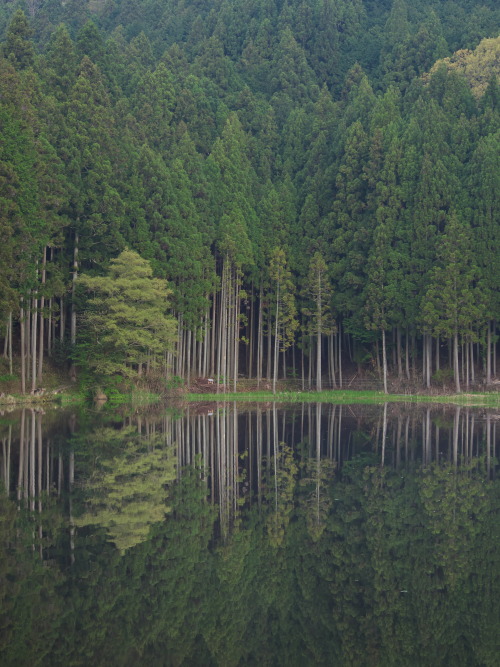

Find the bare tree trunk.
[
  {"left": 71, "top": 233, "right": 78, "bottom": 346},
  {"left": 8, "top": 311, "right": 12, "bottom": 376},
  {"left": 486, "top": 322, "right": 491, "bottom": 384},
  {"left": 233, "top": 277, "right": 240, "bottom": 392},
  {"left": 396, "top": 326, "right": 402, "bottom": 378},
  {"left": 257, "top": 288, "right": 263, "bottom": 388},
  {"left": 273, "top": 281, "right": 279, "bottom": 394},
  {"left": 31, "top": 293, "right": 38, "bottom": 393},
  {"left": 38, "top": 247, "right": 47, "bottom": 384},
  {"left": 454, "top": 331, "right": 461, "bottom": 393},
  {"left": 20, "top": 299, "right": 26, "bottom": 395},
  {"left": 382, "top": 328, "right": 388, "bottom": 394},
  {"left": 338, "top": 324, "right": 343, "bottom": 389},
  {"left": 316, "top": 329, "right": 322, "bottom": 391},
  {"left": 405, "top": 328, "right": 410, "bottom": 380},
  {"left": 470, "top": 340, "right": 475, "bottom": 385}
]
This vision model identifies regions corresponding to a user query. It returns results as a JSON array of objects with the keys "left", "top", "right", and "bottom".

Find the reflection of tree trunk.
[
  {"left": 37, "top": 413, "right": 43, "bottom": 558},
  {"left": 30, "top": 410, "right": 36, "bottom": 513},
  {"left": 486, "top": 414, "right": 491, "bottom": 478},
  {"left": 316, "top": 404, "right": 321, "bottom": 526},
  {"left": 381, "top": 403, "right": 387, "bottom": 466},
  {"left": 453, "top": 407, "right": 460, "bottom": 467},
  {"left": 18, "top": 410, "right": 25, "bottom": 503}
]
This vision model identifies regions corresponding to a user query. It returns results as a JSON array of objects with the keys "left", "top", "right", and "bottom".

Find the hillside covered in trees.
[{"left": 0, "top": 0, "right": 499, "bottom": 394}]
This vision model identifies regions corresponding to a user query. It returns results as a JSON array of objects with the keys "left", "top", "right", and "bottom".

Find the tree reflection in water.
[{"left": 1, "top": 402, "right": 499, "bottom": 665}]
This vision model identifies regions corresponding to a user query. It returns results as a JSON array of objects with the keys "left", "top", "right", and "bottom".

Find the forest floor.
[
  {"left": 185, "top": 389, "right": 500, "bottom": 408},
  {"left": 1, "top": 359, "right": 499, "bottom": 409}
]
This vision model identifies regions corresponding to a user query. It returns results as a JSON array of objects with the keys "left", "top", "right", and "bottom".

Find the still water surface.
[{"left": 1, "top": 401, "right": 500, "bottom": 666}]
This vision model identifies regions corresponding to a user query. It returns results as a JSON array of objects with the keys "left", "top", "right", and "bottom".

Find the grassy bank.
[{"left": 186, "top": 389, "right": 500, "bottom": 408}]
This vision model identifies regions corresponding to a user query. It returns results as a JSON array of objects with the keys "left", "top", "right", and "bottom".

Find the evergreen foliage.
[{"left": 0, "top": 0, "right": 498, "bottom": 391}]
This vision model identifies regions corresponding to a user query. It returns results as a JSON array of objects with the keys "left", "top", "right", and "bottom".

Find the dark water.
[{"left": 1, "top": 401, "right": 500, "bottom": 666}]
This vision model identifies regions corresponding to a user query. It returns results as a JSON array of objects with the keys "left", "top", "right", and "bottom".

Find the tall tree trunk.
[
  {"left": 382, "top": 328, "right": 388, "bottom": 394},
  {"left": 454, "top": 331, "right": 461, "bottom": 393},
  {"left": 405, "top": 328, "right": 410, "bottom": 380},
  {"left": 20, "top": 300, "right": 26, "bottom": 394},
  {"left": 338, "top": 324, "right": 343, "bottom": 388},
  {"left": 8, "top": 312, "right": 12, "bottom": 376},
  {"left": 272, "top": 280, "right": 279, "bottom": 394},
  {"left": 486, "top": 322, "right": 491, "bottom": 384},
  {"left": 257, "top": 288, "right": 263, "bottom": 388},
  {"left": 71, "top": 233, "right": 78, "bottom": 346},
  {"left": 31, "top": 293, "right": 38, "bottom": 393},
  {"left": 396, "top": 326, "right": 403, "bottom": 379},
  {"left": 38, "top": 247, "right": 47, "bottom": 385}
]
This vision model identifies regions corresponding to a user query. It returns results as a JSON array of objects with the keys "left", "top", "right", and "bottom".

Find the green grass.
[{"left": 186, "top": 389, "right": 500, "bottom": 408}]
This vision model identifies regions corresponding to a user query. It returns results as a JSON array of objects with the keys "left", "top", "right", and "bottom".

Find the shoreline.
[
  {"left": 2, "top": 387, "right": 499, "bottom": 410},
  {"left": 185, "top": 389, "right": 500, "bottom": 408}
]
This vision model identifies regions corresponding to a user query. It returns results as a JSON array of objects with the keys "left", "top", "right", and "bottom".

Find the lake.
[{"left": 1, "top": 401, "right": 500, "bottom": 666}]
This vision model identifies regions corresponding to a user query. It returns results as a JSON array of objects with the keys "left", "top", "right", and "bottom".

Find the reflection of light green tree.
[{"left": 74, "top": 427, "right": 176, "bottom": 552}]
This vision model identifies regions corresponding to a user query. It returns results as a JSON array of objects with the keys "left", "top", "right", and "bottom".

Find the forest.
[{"left": 0, "top": 0, "right": 499, "bottom": 395}]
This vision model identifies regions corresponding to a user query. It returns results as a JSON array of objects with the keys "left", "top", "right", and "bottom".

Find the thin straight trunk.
[
  {"left": 454, "top": 331, "right": 461, "bottom": 393},
  {"left": 301, "top": 345, "right": 305, "bottom": 391},
  {"left": 248, "top": 284, "right": 254, "bottom": 378},
  {"left": 26, "top": 296, "right": 31, "bottom": 383},
  {"left": 308, "top": 335, "right": 313, "bottom": 390},
  {"left": 317, "top": 329, "right": 322, "bottom": 391},
  {"left": 203, "top": 311, "right": 209, "bottom": 377},
  {"left": 267, "top": 311, "right": 272, "bottom": 381},
  {"left": 465, "top": 339, "right": 470, "bottom": 388},
  {"left": 20, "top": 299, "right": 26, "bottom": 395},
  {"left": 234, "top": 278, "right": 240, "bottom": 392},
  {"left": 211, "top": 289, "right": 216, "bottom": 377},
  {"left": 392, "top": 328, "right": 397, "bottom": 369},
  {"left": 470, "top": 340, "right": 475, "bottom": 385},
  {"left": 216, "top": 290, "right": 222, "bottom": 392},
  {"left": 186, "top": 328, "right": 191, "bottom": 388},
  {"left": 59, "top": 295, "right": 64, "bottom": 343},
  {"left": 405, "top": 328, "right": 410, "bottom": 380},
  {"left": 461, "top": 342, "right": 465, "bottom": 386},
  {"left": 494, "top": 321, "right": 497, "bottom": 377},
  {"left": 5, "top": 312, "right": 13, "bottom": 375},
  {"left": 382, "top": 328, "right": 388, "bottom": 394},
  {"left": 396, "top": 326, "right": 402, "bottom": 378},
  {"left": 8, "top": 311, "right": 12, "bottom": 375},
  {"left": 435, "top": 336, "right": 439, "bottom": 372},
  {"left": 38, "top": 247, "right": 47, "bottom": 384},
  {"left": 486, "top": 325, "right": 491, "bottom": 384},
  {"left": 273, "top": 281, "right": 279, "bottom": 394},
  {"left": 31, "top": 293, "right": 37, "bottom": 393},
  {"left": 257, "top": 288, "right": 263, "bottom": 387},
  {"left": 426, "top": 335, "right": 431, "bottom": 389},
  {"left": 71, "top": 233, "right": 78, "bottom": 346},
  {"left": 48, "top": 299, "right": 52, "bottom": 357},
  {"left": 380, "top": 402, "right": 388, "bottom": 467},
  {"left": 338, "top": 324, "right": 343, "bottom": 388},
  {"left": 330, "top": 333, "right": 337, "bottom": 388},
  {"left": 2, "top": 316, "right": 8, "bottom": 358}
]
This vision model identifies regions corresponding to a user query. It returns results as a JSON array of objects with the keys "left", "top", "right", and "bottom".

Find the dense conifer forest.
[{"left": 0, "top": 0, "right": 499, "bottom": 394}]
